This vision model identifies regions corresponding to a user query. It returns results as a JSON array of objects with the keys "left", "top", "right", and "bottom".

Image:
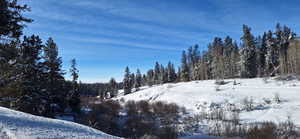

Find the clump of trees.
[
  {"left": 122, "top": 24, "right": 300, "bottom": 95},
  {"left": 0, "top": 0, "right": 80, "bottom": 117}
]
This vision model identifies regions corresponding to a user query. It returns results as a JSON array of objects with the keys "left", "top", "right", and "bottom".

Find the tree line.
[{"left": 121, "top": 24, "right": 300, "bottom": 94}]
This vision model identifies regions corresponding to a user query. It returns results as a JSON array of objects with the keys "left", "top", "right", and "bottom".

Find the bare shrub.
[
  {"left": 243, "top": 97, "right": 254, "bottom": 111},
  {"left": 209, "top": 119, "right": 300, "bottom": 139},
  {"left": 209, "top": 108, "right": 225, "bottom": 120},
  {"left": 181, "top": 114, "right": 205, "bottom": 134},
  {"left": 137, "top": 100, "right": 152, "bottom": 116},
  {"left": 82, "top": 100, "right": 122, "bottom": 135},
  {"left": 274, "top": 93, "right": 281, "bottom": 104},
  {"left": 124, "top": 115, "right": 156, "bottom": 138},
  {"left": 157, "top": 126, "right": 178, "bottom": 139},
  {"left": 230, "top": 111, "right": 240, "bottom": 126},
  {"left": 81, "top": 100, "right": 182, "bottom": 138},
  {"left": 246, "top": 122, "right": 278, "bottom": 139},
  {"left": 125, "top": 100, "right": 138, "bottom": 116}
]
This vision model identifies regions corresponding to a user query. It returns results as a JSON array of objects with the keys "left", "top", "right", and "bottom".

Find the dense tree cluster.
[
  {"left": 0, "top": 0, "right": 80, "bottom": 117},
  {"left": 122, "top": 24, "right": 299, "bottom": 92},
  {"left": 121, "top": 61, "right": 177, "bottom": 95}
]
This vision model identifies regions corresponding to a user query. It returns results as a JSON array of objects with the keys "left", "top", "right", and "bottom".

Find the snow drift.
[
  {"left": 118, "top": 78, "right": 300, "bottom": 126},
  {"left": 0, "top": 106, "right": 122, "bottom": 139}
]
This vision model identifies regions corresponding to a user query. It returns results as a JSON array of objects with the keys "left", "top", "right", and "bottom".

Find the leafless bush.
[
  {"left": 137, "top": 100, "right": 152, "bottom": 116},
  {"left": 158, "top": 126, "right": 178, "bottom": 139},
  {"left": 274, "top": 93, "right": 281, "bottom": 104},
  {"left": 125, "top": 100, "right": 139, "bottom": 116},
  {"left": 80, "top": 100, "right": 184, "bottom": 138},
  {"left": 181, "top": 114, "right": 205, "bottom": 135},
  {"left": 243, "top": 97, "right": 254, "bottom": 111},
  {"left": 230, "top": 111, "right": 240, "bottom": 126},
  {"left": 81, "top": 100, "right": 122, "bottom": 135},
  {"left": 209, "top": 108, "right": 225, "bottom": 120},
  {"left": 246, "top": 122, "right": 278, "bottom": 139},
  {"left": 209, "top": 119, "right": 300, "bottom": 139}
]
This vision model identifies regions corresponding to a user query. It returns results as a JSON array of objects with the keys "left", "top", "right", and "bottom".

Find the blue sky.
[{"left": 22, "top": 0, "right": 300, "bottom": 83}]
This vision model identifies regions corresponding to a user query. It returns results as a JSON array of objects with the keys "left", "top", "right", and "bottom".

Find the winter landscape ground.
[
  {"left": 0, "top": 106, "right": 122, "bottom": 139},
  {"left": 117, "top": 77, "right": 300, "bottom": 136}
]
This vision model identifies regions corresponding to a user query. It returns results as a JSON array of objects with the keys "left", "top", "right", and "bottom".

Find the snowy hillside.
[
  {"left": 118, "top": 77, "right": 300, "bottom": 126},
  {"left": 0, "top": 107, "right": 122, "bottom": 139}
]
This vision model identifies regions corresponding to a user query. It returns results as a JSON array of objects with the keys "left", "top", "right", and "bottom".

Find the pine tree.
[
  {"left": 211, "top": 37, "right": 225, "bottom": 80},
  {"left": 167, "top": 61, "right": 176, "bottom": 82},
  {"left": 108, "top": 78, "right": 118, "bottom": 98},
  {"left": 123, "top": 66, "right": 132, "bottom": 95},
  {"left": 146, "top": 69, "right": 154, "bottom": 86},
  {"left": 265, "top": 30, "right": 278, "bottom": 76},
  {"left": 43, "top": 37, "right": 66, "bottom": 115},
  {"left": 256, "top": 33, "right": 268, "bottom": 77},
  {"left": 0, "top": 0, "right": 32, "bottom": 40},
  {"left": 14, "top": 35, "right": 48, "bottom": 116},
  {"left": 240, "top": 25, "right": 257, "bottom": 78},
  {"left": 69, "top": 58, "right": 80, "bottom": 113},
  {"left": 154, "top": 62, "right": 161, "bottom": 84},
  {"left": 135, "top": 69, "right": 142, "bottom": 90},
  {"left": 159, "top": 64, "right": 167, "bottom": 84},
  {"left": 180, "top": 51, "right": 190, "bottom": 81}
]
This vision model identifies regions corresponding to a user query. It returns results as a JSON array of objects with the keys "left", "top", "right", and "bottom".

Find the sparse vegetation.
[{"left": 79, "top": 100, "right": 182, "bottom": 138}]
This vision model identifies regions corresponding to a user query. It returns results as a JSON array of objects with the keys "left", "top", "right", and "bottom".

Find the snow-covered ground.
[
  {"left": 118, "top": 78, "right": 300, "bottom": 126},
  {"left": 0, "top": 107, "right": 122, "bottom": 139}
]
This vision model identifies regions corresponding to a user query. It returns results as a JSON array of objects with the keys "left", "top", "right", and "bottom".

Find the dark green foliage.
[
  {"left": 240, "top": 25, "right": 257, "bottom": 78},
  {"left": 181, "top": 51, "right": 190, "bottom": 82},
  {"left": 108, "top": 78, "right": 118, "bottom": 98},
  {"left": 134, "top": 69, "right": 142, "bottom": 90},
  {"left": 68, "top": 59, "right": 80, "bottom": 113},
  {"left": 123, "top": 67, "right": 132, "bottom": 95},
  {"left": 0, "top": 0, "right": 32, "bottom": 39}
]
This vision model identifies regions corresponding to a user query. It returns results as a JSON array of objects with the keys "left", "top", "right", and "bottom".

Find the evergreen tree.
[
  {"left": 257, "top": 33, "right": 268, "bottom": 77},
  {"left": 0, "top": 0, "right": 32, "bottom": 40},
  {"left": 154, "top": 62, "right": 160, "bottom": 84},
  {"left": 240, "top": 25, "right": 257, "bottom": 78},
  {"left": 14, "top": 35, "right": 48, "bottom": 116},
  {"left": 159, "top": 64, "right": 167, "bottom": 84},
  {"left": 108, "top": 78, "right": 118, "bottom": 98},
  {"left": 134, "top": 69, "right": 142, "bottom": 90},
  {"left": 265, "top": 30, "right": 278, "bottom": 76},
  {"left": 167, "top": 61, "right": 176, "bottom": 82},
  {"left": 43, "top": 37, "right": 66, "bottom": 115},
  {"left": 146, "top": 69, "right": 154, "bottom": 86},
  {"left": 123, "top": 66, "right": 132, "bottom": 95},
  {"left": 180, "top": 51, "right": 190, "bottom": 81},
  {"left": 69, "top": 58, "right": 80, "bottom": 113},
  {"left": 211, "top": 37, "right": 225, "bottom": 80}
]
